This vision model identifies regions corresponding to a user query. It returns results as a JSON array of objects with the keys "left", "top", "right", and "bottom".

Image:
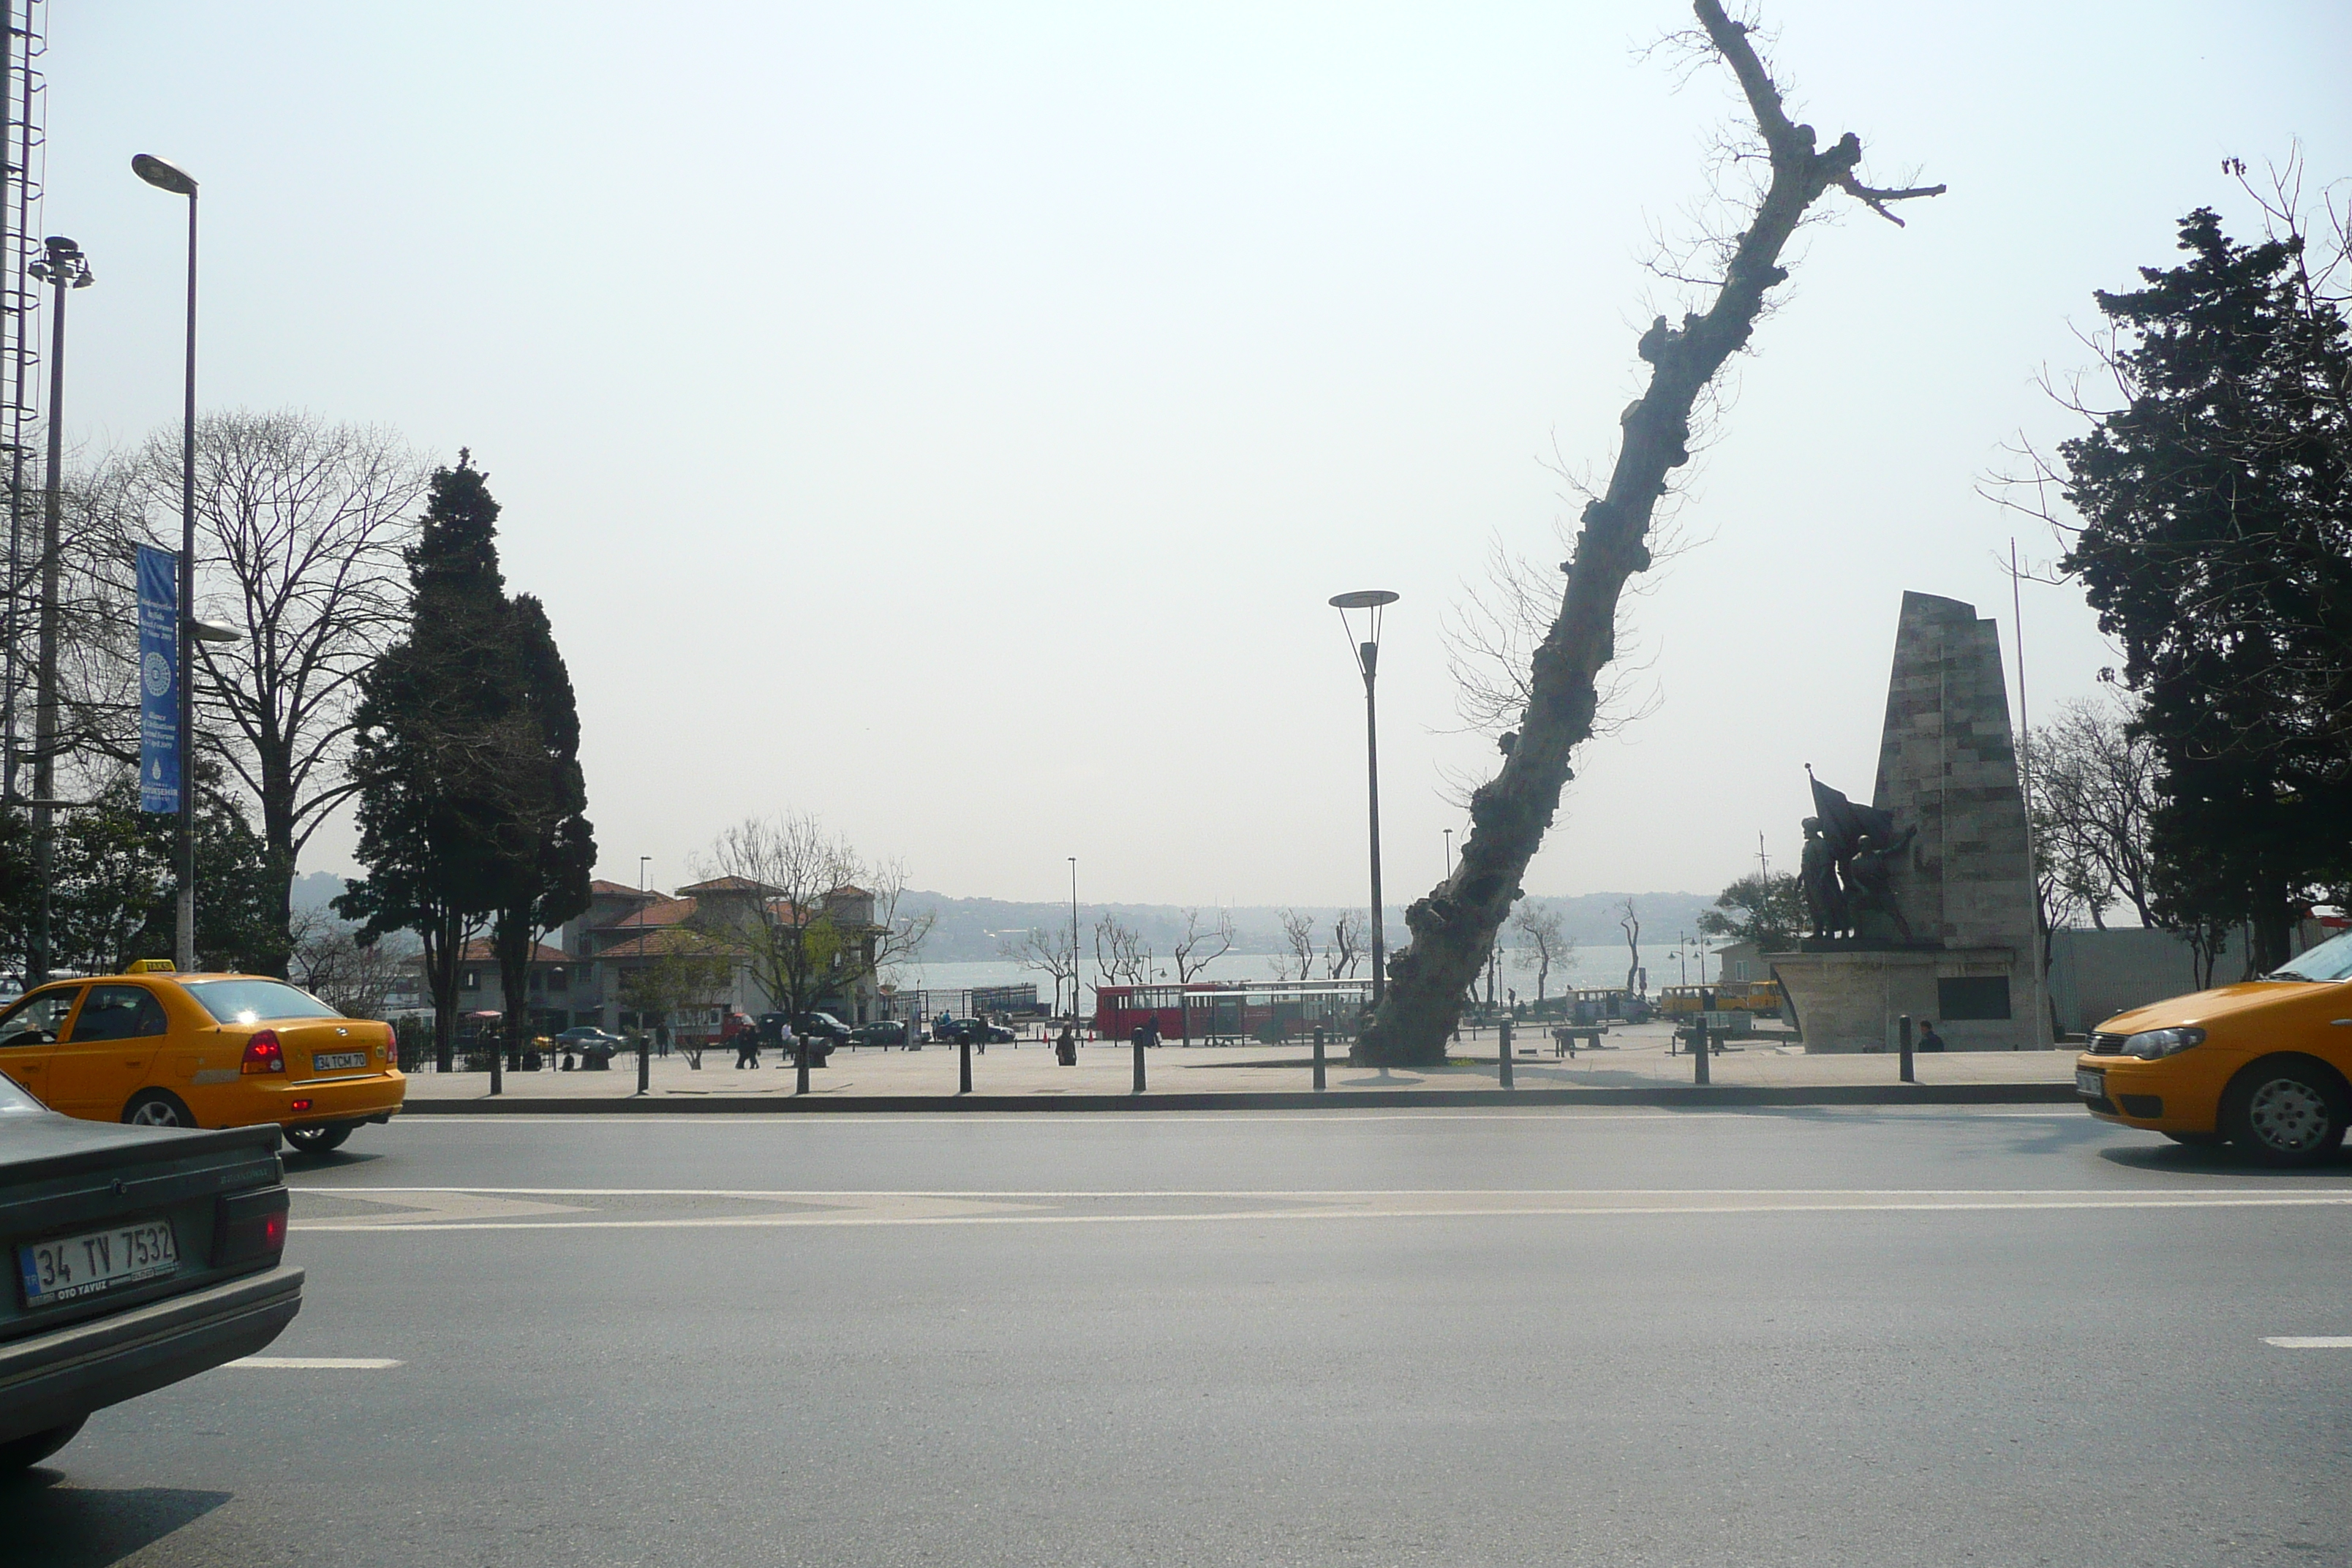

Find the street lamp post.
[
  {"left": 132, "top": 153, "right": 199, "bottom": 971},
  {"left": 1329, "top": 590, "right": 1398, "bottom": 1006},
  {"left": 1068, "top": 857, "right": 1079, "bottom": 1025},
  {"left": 25, "top": 235, "right": 91, "bottom": 987}
]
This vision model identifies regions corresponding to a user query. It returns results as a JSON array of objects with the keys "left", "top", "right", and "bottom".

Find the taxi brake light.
[{"left": 241, "top": 1030, "right": 285, "bottom": 1074}]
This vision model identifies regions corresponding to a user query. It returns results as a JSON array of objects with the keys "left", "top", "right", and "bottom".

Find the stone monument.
[{"left": 1770, "top": 592, "right": 2049, "bottom": 1052}]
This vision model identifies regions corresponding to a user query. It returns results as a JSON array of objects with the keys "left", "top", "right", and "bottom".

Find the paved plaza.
[{"left": 399, "top": 1019, "right": 2079, "bottom": 1103}]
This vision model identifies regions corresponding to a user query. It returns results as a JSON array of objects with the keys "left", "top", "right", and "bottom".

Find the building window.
[
  {"left": 1937, "top": 976, "right": 2012, "bottom": 1021},
  {"left": 549, "top": 966, "right": 569, "bottom": 993},
  {"left": 461, "top": 970, "right": 478, "bottom": 991}
]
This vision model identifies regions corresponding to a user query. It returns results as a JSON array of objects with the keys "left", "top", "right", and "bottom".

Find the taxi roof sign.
[{"left": 123, "top": 958, "right": 177, "bottom": 974}]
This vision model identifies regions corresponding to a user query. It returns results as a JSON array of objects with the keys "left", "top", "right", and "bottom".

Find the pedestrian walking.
[
  {"left": 1056, "top": 1022, "right": 1077, "bottom": 1066},
  {"left": 1916, "top": 1019, "right": 1946, "bottom": 1053},
  {"left": 655, "top": 1022, "right": 670, "bottom": 1059},
  {"left": 1141, "top": 1016, "right": 1162, "bottom": 1050}
]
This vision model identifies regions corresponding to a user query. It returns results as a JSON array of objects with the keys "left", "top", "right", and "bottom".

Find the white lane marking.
[
  {"left": 227, "top": 1357, "right": 403, "bottom": 1369},
  {"left": 292, "top": 1193, "right": 2352, "bottom": 1233},
  {"left": 2265, "top": 1336, "right": 2352, "bottom": 1348},
  {"left": 380, "top": 1108, "right": 2084, "bottom": 1126},
  {"left": 292, "top": 1185, "right": 2351, "bottom": 1198}
]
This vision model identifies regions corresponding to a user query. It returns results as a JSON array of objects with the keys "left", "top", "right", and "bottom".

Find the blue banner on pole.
[{"left": 137, "top": 544, "right": 179, "bottom": 814}]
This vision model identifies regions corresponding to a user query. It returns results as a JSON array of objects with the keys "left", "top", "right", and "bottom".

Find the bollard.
[
  {"left": 1313, "top": 1027, "right": 1327, "bottom": 1092},
  {"left": 960, "top": 1033, "right": 973, "bottom": 1094},
  {"left": 636, "top": 1034, "right": 649, "bottom": 1097},
  {"left": 1133, "top": 1033, "right": 1147, "bottom": 1095},
  {"left": 1691, "top": 1016, "right": 1711, "bottom": 1085},
  {"left": 1499, "top": 1017, "right": 1514, "bottom": 1090},
  {"left": 796, "top": 1039, "right": 811, "bottom": 1097},
  {"left": 1899, "top": 1013, "right": 1915, "bottom": 1084}
]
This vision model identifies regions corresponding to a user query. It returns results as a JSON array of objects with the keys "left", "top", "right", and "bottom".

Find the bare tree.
[
  {"left": 1326, "top": 910, "right": 1366, "bottom": 979},
  {"left": 1357, "top": 2, "right": 1940, "bottom": 1064},
  {"left": 2032, "top": 696, "right": 2160, "bottom": 929},
  {"left": 1171, "top": 907, "right": 1235, "bottom": 984},
  {"left": 127, "top": 414, "right": 426, "bottom": 970},
  {"left": 1003, "top": 926, "right": 1079, "bottom": 1014},
  {"left": 1617, "top": 897, "right": 1644, "bottom": 997},
  {"left": 287, "top": 905, "right": 405, "bottom": 1020},
  {"left": 1510, "top": 902, "right": 1571, "bottom": 1006},
  {"left": 697, "top": 813, "right": 924, "bottom": 1022},
  {"left": 1274, "top": 908, "right": 1319, "bottom": 981},
  {"left": 1093, "top": 913, "right": 1153, "bottom": 986}
]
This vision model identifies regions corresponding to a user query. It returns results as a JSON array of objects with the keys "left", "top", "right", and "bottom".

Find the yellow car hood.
[{"left": 2098, "top": 979, "right": 2341, "bottom": 1035}]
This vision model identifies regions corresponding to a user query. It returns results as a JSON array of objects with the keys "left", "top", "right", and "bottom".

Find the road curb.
[{"left": 399, "top": 1082, "right": 2079, "bottom": 1115}]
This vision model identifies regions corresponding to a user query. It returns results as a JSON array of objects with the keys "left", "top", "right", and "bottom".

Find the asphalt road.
[{"left": 13, "top": 1105, "right": 2352, "bottom": 1567}]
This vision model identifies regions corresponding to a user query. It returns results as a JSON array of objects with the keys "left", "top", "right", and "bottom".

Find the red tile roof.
[
  {"left": 677, "top": 876, "right": 782, "bottom": 896},
  {"left": 591, "top": 928, "right": 744, "bottom": 962},
  {"left": 603, "top": 897, "right": 696, "bottom": 930},
  {"left": 588, "top": 880, "right": 660, "bottom": 899}
]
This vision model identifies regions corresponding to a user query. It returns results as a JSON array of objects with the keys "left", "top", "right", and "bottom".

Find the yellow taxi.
[
  {"left": 0, "top": 960, "right": 404, "bottom": 1154},
  {"left": 2076, "top": 929, "right": 2352, "bottom": 1166}
]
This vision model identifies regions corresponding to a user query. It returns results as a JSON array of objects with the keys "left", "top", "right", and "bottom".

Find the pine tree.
[
  {"left": 2059, "top": 209, "right": 2352, "bottom": 968},
  {"left": 337, "top": 453, "right": 521, "bottom": 1068}
]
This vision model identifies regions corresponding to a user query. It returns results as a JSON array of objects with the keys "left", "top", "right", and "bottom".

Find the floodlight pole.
[{"left": 28, "top": 236, "right": 91, "bottom": 987}]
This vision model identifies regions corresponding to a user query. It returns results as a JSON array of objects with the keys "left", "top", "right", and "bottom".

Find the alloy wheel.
[{"left": 127, "top": 1098, "right": 187, "bottom": 1127}]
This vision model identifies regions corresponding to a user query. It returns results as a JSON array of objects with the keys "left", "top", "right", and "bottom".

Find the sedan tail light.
[
  {"left": 212, "top": 1186, "right": 290, "bottom": 1268},
  {"left": 241, "top": 1029, "right": 285, "bottom": 1074}
]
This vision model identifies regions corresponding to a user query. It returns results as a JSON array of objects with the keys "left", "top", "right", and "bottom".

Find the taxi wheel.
[
  {"left": 122, "top": 1090, "right": 195, "bottom": 1129},
  {"left": 283, "top": 1123, "right": 353, "bottom": 1154},
  {"left": 2222, "top": 1057, "right": 2348, "bottom": 1167}
]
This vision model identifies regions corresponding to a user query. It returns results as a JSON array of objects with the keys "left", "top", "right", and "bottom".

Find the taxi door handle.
[{"left": 2332, "top": 1019, "right": 2352, "bottom": 1027}]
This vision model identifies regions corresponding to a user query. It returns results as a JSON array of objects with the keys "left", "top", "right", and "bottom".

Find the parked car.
[
  {"left": 850, "top": 1019, "right": 908, "bottom": 1047},
  {"left": 0, "top": 961, "right": 405, "bottom": 1156},
  {"left": 792, "top": 1012, "right": 854, "bottom": 1046},
  {"left": 0, "top": 1070, "right": 302, "bottom": 1473},
  {"left": 2077, "top": 927, "right": 2352, "bottom": 1165},
  {"left": 551, "top": 1027, "right": 622, "bottom": 1066},
  {"left": 935, "top": 1017, "right": 1016, "bottom": 1046}
]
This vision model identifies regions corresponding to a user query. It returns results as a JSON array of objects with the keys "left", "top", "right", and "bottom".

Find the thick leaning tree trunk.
[{"left": 1357, "top": 0, "right": 1940, "bottom": 1067}]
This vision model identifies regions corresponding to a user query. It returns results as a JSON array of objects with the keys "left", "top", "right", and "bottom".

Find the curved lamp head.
[
  {"left": 1327, "top": 590, "right": 1400, "bottom": 610},
  {"left": 131, "top": 154, "right": 199, "bottom": 197}
]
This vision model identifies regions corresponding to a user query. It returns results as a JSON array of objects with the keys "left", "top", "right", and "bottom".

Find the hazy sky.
[{"left": 43, "top": 1, "right": 2352, "bottom": 907}]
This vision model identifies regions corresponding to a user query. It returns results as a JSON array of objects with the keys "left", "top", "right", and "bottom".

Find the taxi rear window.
[{"left": 181, "top": 979, "right": 343, "bottom": 1025}]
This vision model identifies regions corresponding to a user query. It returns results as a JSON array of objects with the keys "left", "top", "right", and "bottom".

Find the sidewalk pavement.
[{"left": 397, "top": 1022, "right": 2082, "bottom": 1112}]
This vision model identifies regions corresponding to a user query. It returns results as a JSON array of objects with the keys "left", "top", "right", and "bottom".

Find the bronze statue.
[
  {"left": 1845, "top": 826, "right": 1918, "bottom": 943},
  {"left": 1799, "top": 816, "right": 1848, "bottom": 938}
]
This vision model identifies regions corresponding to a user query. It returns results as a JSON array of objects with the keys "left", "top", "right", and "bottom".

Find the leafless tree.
[
  {"left": 697, "top": 813, "right": 927, "bottom": 1022},
  {"left": 287, "top": 905, "right": 406, "bottom": 1020},
  {"left": 1618, "top": 897, "right": 1643, "bottom": 997},
  {"left": 1171, "top": 907, "right": 1235, "bottom": 984},
  {"left": 1357, "top": 1, "right": 1940, "bottom": 1064},
  {"left": 1510, "top": 903, "right": 1571, "bottom": 1006},
  {"left": 1001, "top": 927, "right": 1079, "bottom": 1014},
  {"left": 1093, "top": 913, "right": 1153, "bottom": 987},
  {"left": 1271, "top": 908, "right": 1319, "bottom": 981},
  {"left": 124, "top": 413, "right": 426, "bottom": 968},
  {"left": 2031, "top": 696, "right": 2160, "bottom": 928},
  {"left": 1325, "top": 910, "right": 1366, "bottom": 979}
]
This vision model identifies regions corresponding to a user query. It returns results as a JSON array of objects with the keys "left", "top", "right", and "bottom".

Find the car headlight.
[{"left": 2125, "top": 1025, "right": 2206, "bottom": 1059}]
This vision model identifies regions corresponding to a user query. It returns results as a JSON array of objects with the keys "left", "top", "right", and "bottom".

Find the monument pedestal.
[{"left": 1770, "top": 946, "right": 2032, "bottom": 1052}]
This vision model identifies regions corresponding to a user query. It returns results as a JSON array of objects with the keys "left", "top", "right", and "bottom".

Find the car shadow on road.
[
  {"left": 0, "top": 1468, "right": 230, "bottom": 1567},
  {"left": 2096, "top": 1142, "right": 2352, "bottom": 1178}
]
